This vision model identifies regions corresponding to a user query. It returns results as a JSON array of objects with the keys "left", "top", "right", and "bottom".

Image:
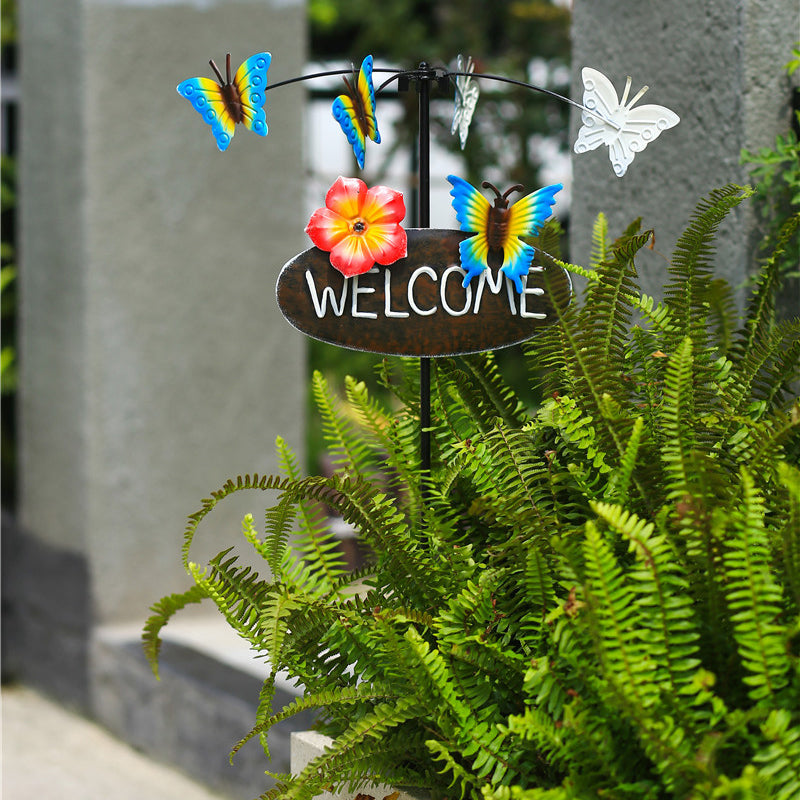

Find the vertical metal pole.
[{"left": 417, "top": 64, "right": 432, "bottom": 476}]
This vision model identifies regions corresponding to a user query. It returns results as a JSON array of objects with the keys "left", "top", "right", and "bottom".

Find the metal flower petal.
[{"left": 306, "top": 176, "right": 407, "bottom": 278}]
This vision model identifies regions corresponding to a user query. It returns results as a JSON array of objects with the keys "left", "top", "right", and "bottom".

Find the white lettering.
[
  {"left": 408, "top": 266, "right": 438, "bottom": 316},
  {"left": 384, "top": 268, "right": 409, "bottom": 318},
  {"left": 305, "top": 270, "right": 348, "bottom": 318},
  {"left": 440, "top": 266, "right": 472, "bottom": 316},
  {"left": 304, "top": 263, "right": 549, "bottom": 321},
  {"left": 520, "top": 268, "right": 546, "bottom": 319},
  {"left": 473, "top": 270, "right": 516, "bottom": 314},
  {"left": 351, "top": 268, "right": 379, "bottom": 319}
]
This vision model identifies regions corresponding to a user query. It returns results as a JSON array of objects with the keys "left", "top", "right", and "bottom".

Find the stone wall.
[
  {"left": 570, "top": 0, "right": 798, "bottom": 304},
  {"left": 12, "top": 0, "right": 307, "bottom": 702}
]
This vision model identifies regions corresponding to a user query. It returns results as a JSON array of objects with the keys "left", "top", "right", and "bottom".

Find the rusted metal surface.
[{"left": 276, "top": 228, "right": 571, "bottom": 357}]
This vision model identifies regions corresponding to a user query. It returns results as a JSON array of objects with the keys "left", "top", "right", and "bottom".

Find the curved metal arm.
[{"left": 263, "top": 62, "right": 613, "bottom": 125}]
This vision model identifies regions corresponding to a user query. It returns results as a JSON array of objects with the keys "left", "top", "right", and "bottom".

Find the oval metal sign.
[{"left": 276, "top": 228, "right": 571, "bottom": 357}]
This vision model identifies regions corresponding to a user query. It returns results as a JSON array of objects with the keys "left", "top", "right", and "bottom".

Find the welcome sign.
[{"left": 276, "top": 229, "right": 571, "bottom": 357}]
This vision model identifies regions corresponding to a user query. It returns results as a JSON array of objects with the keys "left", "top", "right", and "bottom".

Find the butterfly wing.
[
  {"left": 177, "top": 77, "right": 236, "bottom": 151},
  {"left": 606, "top": 104, "right": 680, "bottom": 177},
  {"left": 232, "top": 52, "right": 271, "bottom": 137},
  {"left": 574, "top": 67, "right": 622, "bottom": 156},
  {"left": 332, "top": 55, "right": 380, "bottom": 169},
  {"left": 447, "top": 174, "right": 492, "bottom": 287},
  {"left": 502, "top": 183, "right": 562, "bottom": 291},
  {"left": 332, "top": 94, "right": 368, "bottom": 169},
  {"left": 574, "top": 67, "right": 680, "bottom": 177},
  {"left": 355, "top": 54, "right": 380, "bottom": 144}
]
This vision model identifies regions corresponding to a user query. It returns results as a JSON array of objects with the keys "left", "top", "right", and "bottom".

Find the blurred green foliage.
[
  {"left": 1, "top": 0, "right": 16, "bottom": 48},
  {"left": 740, "top": 43, "right": 800, "bottom": 321},
  {"left": 2, "top": 0, "right": 17, "bottom": 506},
  {"left": 310, "top": 0, "right": 571, "bottom": 187},
  {"left": 305, "top": 0, "right": 572, "bottom": 471}
]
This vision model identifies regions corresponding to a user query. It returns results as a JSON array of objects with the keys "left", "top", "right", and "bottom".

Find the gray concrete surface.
[
  {"left": 570, "top": 0, "right": 798, "bottom": 304},
  {"left": 16, "top": 0, "right": 308, "bottom": 641},
  {"left": 2, "top": 684, "right": 231, "bottom": 800},
  {"left": 88, "top": 616, "right": 311, "bottom": 799}
]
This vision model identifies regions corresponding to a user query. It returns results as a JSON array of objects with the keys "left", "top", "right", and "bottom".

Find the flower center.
[{"left": 352, "top": 219, "right": 367, "bottom": 234}]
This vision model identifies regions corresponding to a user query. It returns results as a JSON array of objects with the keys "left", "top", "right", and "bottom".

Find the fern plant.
[{"left": 144, "top": 185, "right": 800, "bottom": 800}]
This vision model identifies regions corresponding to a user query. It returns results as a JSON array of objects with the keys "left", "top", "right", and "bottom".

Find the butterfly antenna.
[
  {"left": 209, "top": 57, "right": 225, "bottom": 86},
  {"left": 628, "top": 84, "right": 649, "bottom": 108},
  {"left": 225, "top": 53, "right": 232, "bottom": 86},
  {"left": 620, "top": 75, "right": 632, "bottom": 106},
  {"left": 501, "top": 184, "right": 525, "bottom": 202},
  {"left": 481, "top": 181, "right": 524, "bottom": 207}
]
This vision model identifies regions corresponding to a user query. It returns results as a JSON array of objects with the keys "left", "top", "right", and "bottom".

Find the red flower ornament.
[{"left": 305, "top": 177, "right": 407, "bottom": 278}]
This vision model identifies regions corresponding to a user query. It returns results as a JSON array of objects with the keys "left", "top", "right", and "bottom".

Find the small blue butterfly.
[
  {"left": 177, "top": 52, "right": 271, "bottom": 151},
  {"left": 331, "top": 55, "right": 381, "bottom": 169},
  {"left": 447, "top": 175, "right": 562, "bottom": 293}
]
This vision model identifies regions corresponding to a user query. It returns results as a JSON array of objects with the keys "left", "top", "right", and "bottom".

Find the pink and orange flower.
[{"left": 305, "top": 176, "right": 407, "bottom": 278}]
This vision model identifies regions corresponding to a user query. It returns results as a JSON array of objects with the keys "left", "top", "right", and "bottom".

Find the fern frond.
[
  {"left": 287, "top": 473, "right": 435, "bottom": 605},
  {"left": 434, "top": 358, "right": 500, "bottom": 440},
  {"left": 141, "top": 585, "right": 207, "bottom": 677},
  {"left": 578, "top": 229, "right": 653, "bottom": 399},
  {"left": 754, "top": 708, "right": 800, "bottom": 800},
  {"left": 230, "top": 683, "right": 401, "bottom": 759},
  {"left": 182, "top": 472, "right": 288, "bottom": 569},
  {"left": 778, "top": 462, "right": 800, "bottom": 608},
  {"left": 550, "top": 256, "right": 599, "bottom": 284},
  {"left": 664, "top": 184, "right": 753, "bottom": 352},
  {"left": 723, "top": 468, "right": 790, "bottom": 702},
  {"left": 505, "top": 706, "right": 565, "bottom": 769},
  {"left": 523, "top": 544, "right": 556, "bottom": 621},
  {"left": 403, "top": 626, "right": 471, "bottom": 724},
  {"left": 725, "top": 321, "right": 800, "bottom": 424},
  {"left": 629, "top": 292, "right": 677, "bottom": 336},
  {"left": 461, "top": 351, "right": 526, "bottom": 429},
  {"left": 539, "top": 395, "right": 612, "bottom": 478},
  {"left": 705, "top": 277, "right": 739, "bottom": 353},
  {"left": 253, "top": 674, "right": 277, "bottom": 760},
  {"left": 257, "top": 585, "right": 299, "bottom": 667},
  {"left": 190, "top": 548, "right": 275, "bottom": 652},
  {"left": 660, "top": 337, "right": 696, "bottom": 504},
  {"left": 425, "top": 738, "right": 480, "bottom": 799},
  {"left": 263, "top": 437, "right": 303, "bottom": 574},
  {"left": 284, "top": 696, "right": 423, "bottom": 800},
  {"left": 725, "top": 401, "right": 800, "bottom": 485},
  {"left": 344, "top": 375, "right": 422, "bottom": 511},
  {"left": 592, "top": 501, "right": 702, "bottom": 700},
  {"left": 376, "top": 356, "right": 421, "bottom": 409},
  {"left": 603, "top": 416, "right": 643, "bottom": 506},
  {"left": 579, "top": 520, "right": 656, "bottom": 709},
  {"left": 536, "top": 232, "right": 653, "bottom": 478},
  {"left": 284, "top": 515, "right": 349, "bottom": 596},
  {"left": 455, "top": 424, "right": 562, "bottom": 535},
  {"left": 590, "top": 212, "right": 609, "bottom": 269},
  {"left": 740, "top": 211, "right": 800, "bottom": 356},
  {"left": 312, "top": 369, "right": 380, "bottom": 478}
]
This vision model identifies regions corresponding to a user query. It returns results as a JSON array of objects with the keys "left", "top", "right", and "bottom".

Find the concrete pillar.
[
  {"left": 570, "top": 0, "right": 798, "bottom": 301},
  {"left": 14, "top": 0, "right": 307, "bottom": 706}
]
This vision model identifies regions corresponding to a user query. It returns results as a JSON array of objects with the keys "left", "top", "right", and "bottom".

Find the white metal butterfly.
[
  {"left": 574, "top": 66, "right": 679, "bottom": 177},
  {"left": 451, "top": 55, "right": 480, "bottom": 150}
]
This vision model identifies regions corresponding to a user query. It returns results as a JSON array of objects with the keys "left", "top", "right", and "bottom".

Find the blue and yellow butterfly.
[
  {"left": 332, "top": 55, "right": 381, "bottom": 169},
  {"left": 177, "top": 52, "right": 271, "bottom": 152},
  {"left": 447, "top": 175, "right": 562, "bottom": 293}
]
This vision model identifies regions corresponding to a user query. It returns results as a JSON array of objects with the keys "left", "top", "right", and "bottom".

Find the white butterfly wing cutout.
[
  {"left": 574, "top": 66, "right": 679, "bottom": 177},
  {"left": 452, "top": 55, "right": 480, "bottom": 149}
]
